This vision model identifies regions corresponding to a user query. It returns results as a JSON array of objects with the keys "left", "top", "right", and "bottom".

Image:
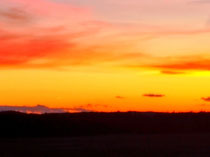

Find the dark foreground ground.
[
  {"left": 1, "top": 134, "right": 210, "bottom": 157},
  {"left": 2, "top": 111, "right": 210, "bottom": 156}
]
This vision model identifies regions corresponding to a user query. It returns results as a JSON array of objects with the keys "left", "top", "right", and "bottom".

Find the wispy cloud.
[
  {"left": 202, "top": 97, "right": 210, "bottom": 102},
  {"left": 152, "top": 57, "right": 210, "bottom": 71},
  {"left": 0, "top": 0, "right": 149, "bottom": 69},
  {"left": 1, "top": 0, "right": 210, "bottom": 72},
  {"left": 0, "top": 8, "right": 31, "bottom": 23},
  {"left": 127, "top": 55, "right": 210, "bottom": 74}
]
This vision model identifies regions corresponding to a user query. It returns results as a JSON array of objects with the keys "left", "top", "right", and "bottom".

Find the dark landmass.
[
  {"left": 1, "top": 134, "right": 210, "bottom": 157},
  {"left": 2, "top": 111, "right": 210, "bottom": 157},
  {"left": 1, "top": 111, "right": 210, "bottom": 137}
]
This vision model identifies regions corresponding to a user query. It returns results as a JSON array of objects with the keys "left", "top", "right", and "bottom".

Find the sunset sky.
[{"left": 1, "top": 0, "right": 210, "bottom": 113}]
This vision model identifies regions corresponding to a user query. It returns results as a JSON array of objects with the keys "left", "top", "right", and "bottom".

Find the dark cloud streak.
[
  {"left": 143, "top": 94, "right": 165, "bottom": 98},
  {"left": 115, "top": 96, "right": 125, "bottom": 99}
]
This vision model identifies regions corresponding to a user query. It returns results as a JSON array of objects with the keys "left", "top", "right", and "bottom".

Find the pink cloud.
[
  {"left": 3, "top": 0, "right": 210, "bottom": 70},
  {"left": 0, "top": 0, "right": 119, "bottom": 68},
  {"left": 5, "top": 0, "right": 91, "bottom": 16}
]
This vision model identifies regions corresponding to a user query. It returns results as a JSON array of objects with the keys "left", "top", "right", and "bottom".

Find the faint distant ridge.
[{"left": 0, "top": 110, "right": 25, "bottom": 114}]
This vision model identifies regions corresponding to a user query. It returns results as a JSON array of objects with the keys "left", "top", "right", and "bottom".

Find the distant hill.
[{"left": 1, "top": 111, "right": 210, "bottom": 137}]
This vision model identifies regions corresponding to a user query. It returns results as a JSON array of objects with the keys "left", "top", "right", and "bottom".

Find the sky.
[{"left": 1, "top": 0, "right": 210, "bottom": 113}]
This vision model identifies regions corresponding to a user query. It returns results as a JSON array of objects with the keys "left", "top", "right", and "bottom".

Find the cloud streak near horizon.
[{"left": 0, "top": 105, "right": 92, "bottom": 114}]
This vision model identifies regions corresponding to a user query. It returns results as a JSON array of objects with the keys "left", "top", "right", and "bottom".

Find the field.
[
  {"left": 1, "top": 112, "right": 210, "bottom": 156},
  {"left": 1, "top": 134, "right": 210, "bottom": 157}
]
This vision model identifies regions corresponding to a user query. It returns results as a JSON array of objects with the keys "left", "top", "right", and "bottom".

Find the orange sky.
[{"left": 1, "top": 0, "right": 210, "bottom": 113}]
